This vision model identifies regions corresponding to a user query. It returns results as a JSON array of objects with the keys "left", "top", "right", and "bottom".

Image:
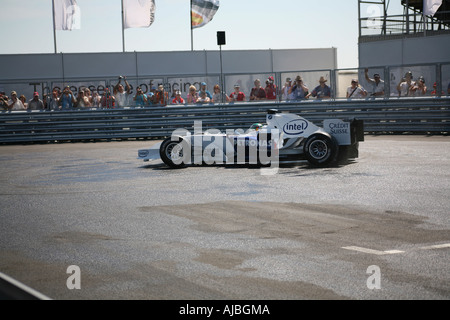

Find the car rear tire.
[
  {"left": 159, "top": 137, "right": 187, "bottom": 169},
  {"left": 304, "top": 133, "right": 338, "bottom": 166}
]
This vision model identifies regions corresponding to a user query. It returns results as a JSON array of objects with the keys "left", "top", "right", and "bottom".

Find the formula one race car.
[{"left": 137, "top": 109, "right": 364, "bottom": 168}]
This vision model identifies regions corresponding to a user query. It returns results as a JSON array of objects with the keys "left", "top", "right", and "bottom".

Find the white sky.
[{"left": 0, "top": 0, "right": 405, "bottom": 69}]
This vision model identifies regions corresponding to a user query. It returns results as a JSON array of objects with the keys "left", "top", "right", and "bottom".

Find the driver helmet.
[{"left": 250, "top": 123, "right": 263, "bottom": 131}]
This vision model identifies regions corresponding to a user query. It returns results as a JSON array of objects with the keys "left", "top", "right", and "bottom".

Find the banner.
[
  {"left": 54, "top": 0, "right": 80, "bottom": 30},
  {"left": 123, "top": 0, "right": 156, "bottom": 29},
  {"left": 191, "top": 0, "right": 220, "bottom": 29},
  {"left": 423, "top": 0, "right": 443, "bottom": 16}
]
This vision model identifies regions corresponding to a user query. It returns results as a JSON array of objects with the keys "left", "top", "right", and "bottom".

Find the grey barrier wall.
[
  {"left": 1, "top": 98, "right": 448, "bottom": 144},
  {"left": 0, "top": 48, "right": 338, "bottom": 81}
]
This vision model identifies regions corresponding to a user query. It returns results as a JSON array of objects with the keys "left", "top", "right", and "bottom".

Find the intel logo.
[{"left": 283, "top": 120, "right": 308, "bottom": 135}]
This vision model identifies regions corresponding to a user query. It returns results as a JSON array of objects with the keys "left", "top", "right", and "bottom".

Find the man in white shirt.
[
  {"left": 346, "top": 79, "right": 367, "bottom": 99},
  {"left": 114, "top": 76, "right": 131, "bottom": 108},
  {"left": 364, "top": 68, "right": 385, "bottom": 97},
  {"left": 8, "top": 91, "right": 26, "bottom": 110}
]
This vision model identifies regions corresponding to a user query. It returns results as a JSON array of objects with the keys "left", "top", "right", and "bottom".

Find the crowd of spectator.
[{"left": 1, "top": 72, "right": 450, "bottom": 112}]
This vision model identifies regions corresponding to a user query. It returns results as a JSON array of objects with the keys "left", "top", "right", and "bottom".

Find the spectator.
[
  {"left": 306, "top": 76, "right": 331, "bottom": 100},
  {"left": 199, "top": 82, "right": 212, "bottom": 99},
  {"left": 60, "top": 86, "right": 77, "bottom": 110},
  {"left": 289, "top": 76, "right": 309, "bottom": 100},
  {"left": 364, "top": 68, "right": 385, "bottom": 97},
  {"left": 346, "top": 79, "right": 367, "bottom": 99},
  {"left": 281, "top": 77, "right": 293, "bottom": 101},
  {"left": 28, "top": 92, "right": 44, "bottom": 110},
  {"left": 91, "top": 90, "right": 101, "bottom": 108},
  {"left": 409, "top": 76, "right": 427, "bottom": 96},
  {"left": 249, "top": 79, "right": 266, "bottom": 101},
  {"left": 397, "top": 71, "right": 415, "bottom": 97},
  {"left": 430, "top": 82, "right": 444, "bottom": 96},
  {"left": 0, "top": 92, "right": 9, "bottom": 111},
  {"left": 44, "top": 88, "right": 61, "bottom": 110},
  {"left": 76, "top": 90, "right": 91, "bottom": 108},
  {"left": 197, "top": 90, "right": 211, "bottom": 104},
  {"left": 100, "top": 88, "right": 115, "bottom": 108},
  {"left": 172, "top": 91, "right": 185, "bottom": 105},
  {"left": 84, "top": 88, "right": 93, "bottom": 106},
  {"left": 114, "top": 76, "right": 131, "bottom": 108},
  {"left": 154, "top": 85, "right": 169, "bottom": 106},
  {"left": 187, "top": 85, "right": 199, "bottom": 104},
  {"left": 8, "top": 91, "right": 26, "bottom": 110},
  {"left": 19, "top": 95, "right": 28, "bottom": 109},
  {"left": 229, "top": 84, "right": 245, "bottom": 102},
  {"left": 133, "top": 86, "right": 148, "bottom": 107},
  {"left": 211, "top": 84, "right": 228, "bottom": 103},
  {"left": 265, "top": 76, "right": 277, "bottom": 100},
  {"left": 147, "top": 86, "right": 157, "bottom": 105}
]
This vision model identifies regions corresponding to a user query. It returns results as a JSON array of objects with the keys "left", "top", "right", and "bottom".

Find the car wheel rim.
[
  {"left": 166, "top": 142, "right": 183, "bottom": 161},
  {"left": 310, "top": 140, "right": 328, "bottom": 160}
]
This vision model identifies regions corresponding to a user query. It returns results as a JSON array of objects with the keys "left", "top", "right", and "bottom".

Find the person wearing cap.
[
  {"left": 7, "top": 91, "right": 26, "bottom": 111},
  {"left": 346, "top": 79, "right": 367, "bottom": 99},
  {"left": 430, "top": 82, "right": 444, "bottom": 96},
  {"left": 409, "top": 76, "right": 427, "bottom": 96},
  {"left": 364, "top": 68, "right": 385, "bottom": 97},
  {"left": 289, "top": 76, "right": 309, "bottom": 100},
  {"left": 306, "top": 76, "right": 331, "bottom": 100},
  {"left": 28, "top": 92, "right": 44, "bottom": 110},
  {"left": 229, "top": 84, "right": 245, "bottom": 102},
  {"left": 397, "top": 71, "right": 415, "bottom": 97},
  {"left": 265, "top": 76, "right": 277, "bottom": 100},
  {"left": 171, "top": 91, "right": 185, "bottom": 105},
  {"left": 281, "top": 78, "right": 293, "bottom": 101},
  {"left": 199, "top": 82, "right": 212, "bottom": 100},
  {"left": 249, "top": 79, "right": 266, "bottom": 101}
]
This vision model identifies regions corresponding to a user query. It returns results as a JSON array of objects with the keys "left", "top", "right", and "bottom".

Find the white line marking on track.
[
  {"left": 342, "top": 246, "right": 404, "bottom": 255},
  {"left": 342, "top": 243, "right": 450, "bottom": 255},
  {"left": 419, "top": 243, "right": 450, "bottom": 250}
]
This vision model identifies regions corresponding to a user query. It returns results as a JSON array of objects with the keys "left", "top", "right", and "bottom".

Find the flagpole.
[
  {"left": 52, "top": 0, "right": 57, "bottom": 54},
  {"left": 121, "top": 0, "right": 125, "bottom": 52},
  {"left": 190, "top": 0, "right": 194, "bottom": 51}
]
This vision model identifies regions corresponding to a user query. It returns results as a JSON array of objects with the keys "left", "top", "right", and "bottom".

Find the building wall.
[
  {"left": 359, "top": 33, "right": 450, "bottom": 67},
  {"left": 0, "top": 48, "right": 337, "bottom": 81}
]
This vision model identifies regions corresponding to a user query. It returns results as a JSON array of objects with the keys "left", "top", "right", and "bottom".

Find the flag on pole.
[
  {"left": 191, "top": 0, "right": 220, "bottom": 29},
  {"left": 54, "top": 0, "right": 80, "bottom": 30},
  {"left": 423, "top": 0, "right": 443, "bottom": 16},
  {"left": 123, "top": 0, "right": 156, "bottom": 29}
]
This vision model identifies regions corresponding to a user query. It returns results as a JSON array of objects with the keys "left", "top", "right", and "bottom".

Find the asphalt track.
[{"left": 0, "top": 136, "right": 449, "bottom": 300}]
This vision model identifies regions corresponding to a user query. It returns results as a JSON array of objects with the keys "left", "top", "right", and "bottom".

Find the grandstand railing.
[{"left": 1, "top": 97, "right": 448, "bottom": 144}]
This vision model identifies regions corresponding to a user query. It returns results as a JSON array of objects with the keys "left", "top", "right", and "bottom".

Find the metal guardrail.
[{"left": 0, "top": 98, "right": 449, "bottom": 144}]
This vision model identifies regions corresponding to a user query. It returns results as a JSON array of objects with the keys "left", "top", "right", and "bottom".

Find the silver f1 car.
[{"left": 137, "top": 109, "right": 364, "bottom": 168}]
